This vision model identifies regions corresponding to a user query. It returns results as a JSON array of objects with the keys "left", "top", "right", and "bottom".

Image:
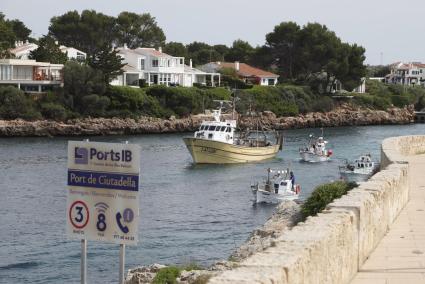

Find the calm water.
[{"left": 1, "top": 124, "right": 425, "bottom": 283}]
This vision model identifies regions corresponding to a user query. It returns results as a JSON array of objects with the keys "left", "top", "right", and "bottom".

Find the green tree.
[
  {"left": 7, "top": 19, "right": 31, "bottom": 41},
  {"left": 0, "top": 13, "right": 16, "bottom": 58},
  {"left": 49, "top": 10, "right": 124, "bottom": 83},
  {"left": 29, "top": 35, "right": 68, "bottom": 64},
  {"left": 62, "top": 61, "right": 107, "bottom": 113},
  {"left": 265, "top": 21, "right": 301, "bottom": 80},
  {"left": 163, "top": 42, "right": 188, "bottom": 58},
  {"left": 89, "top": 46, "right": 125, "bottom": 83},
  {"left": 212, "top": 44, "right": 229, "bottom": 61},
  {"left": 49, "top": 10, "right": 116, "bottom": 57},
  {"left": 225, "top": 39, "right": 255, "bottom": 63},
  {"left": 0, "top": 86, "right": 41, "bottom": 120},
  {"left": 186, "top": 42, "right": 221, "bottom": 65},
  {"left": 249, "top": 46, "right": 274, "bottom": 69},
  {"left": 115, "top": 12, "right": 165, "bottom": 48}
]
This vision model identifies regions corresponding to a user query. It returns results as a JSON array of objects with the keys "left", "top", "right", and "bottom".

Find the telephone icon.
[{"left": 116, "top": 212, "right": 129, "bottom": 234}]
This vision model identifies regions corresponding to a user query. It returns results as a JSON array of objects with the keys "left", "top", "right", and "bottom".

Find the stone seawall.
[
  {"left": 0, "top": 105, "right": 414, "bottom": 137},
  {"left": 209, "top": 135, "right": 425, "bottom": 284}
]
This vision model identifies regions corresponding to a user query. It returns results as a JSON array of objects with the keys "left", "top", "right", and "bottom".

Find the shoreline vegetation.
[{"left": 0, "top": 104, "right": 414, "bottom": 137}]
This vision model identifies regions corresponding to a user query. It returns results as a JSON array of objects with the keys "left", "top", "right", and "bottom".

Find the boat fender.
[
  {"left": 327, "top": 149, "right": 333, "bottom": 157},
  {"left": 295, "top": 185, "right": 301, "bottom": 194}
]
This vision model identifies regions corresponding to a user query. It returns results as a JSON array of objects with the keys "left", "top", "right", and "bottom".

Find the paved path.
[{"left": 351, "top": 154, "right": 425, "bottom": 284}]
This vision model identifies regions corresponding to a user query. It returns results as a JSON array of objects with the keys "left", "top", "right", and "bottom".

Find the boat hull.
[
  {"left": 253, "top": 189, "right": 299, "bottom": 204},
  {"left": 299, "top": 151, "right": 330, "bottom": 163},
  {"left": 183, "top": 137, "right": 280, "bottom": 164}
]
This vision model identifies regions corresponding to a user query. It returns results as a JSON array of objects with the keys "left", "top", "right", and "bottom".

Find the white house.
[
  {"left": 59, "top": 46, "right": 86, "bottom": 61},
  {"left": 9, "top": 41, "right": 87, "bottom": 61},
  {"left": 110, "top": 46, "right": 220, "bottom": 87},
  {"left": 0, "top": 59, "right": 63, "bottom": 93},
  {"left": 199, "top": 61, "right": 279, "bottom": 86},
  {"left": 386, "top": 62, "right": 425, "bottom": 86}
]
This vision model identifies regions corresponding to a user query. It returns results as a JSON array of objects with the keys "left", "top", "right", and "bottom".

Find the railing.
[{"left": 33, "top": 74, "right": 62, "bottom": 81}]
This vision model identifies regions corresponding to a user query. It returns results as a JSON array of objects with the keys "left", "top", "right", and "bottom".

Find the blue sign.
[{"left": 67, "top": 170, "right": 139, "bottom": 191}]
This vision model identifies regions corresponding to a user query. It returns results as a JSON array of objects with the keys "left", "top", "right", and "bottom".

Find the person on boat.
[{"left": 290, "top": 172, "right": 295, "bottom": 190}]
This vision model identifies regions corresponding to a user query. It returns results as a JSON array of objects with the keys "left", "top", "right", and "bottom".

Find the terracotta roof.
[
  {"left": 215, "top": 62, "right": 279, "bottom": 78},
  {"left": 135, "top": 48, "right": 172, "bottom": 58}
]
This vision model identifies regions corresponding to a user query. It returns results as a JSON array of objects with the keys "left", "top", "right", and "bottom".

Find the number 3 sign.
[{"left": 69, "top": 200, "right": 89, "bottom": 229}]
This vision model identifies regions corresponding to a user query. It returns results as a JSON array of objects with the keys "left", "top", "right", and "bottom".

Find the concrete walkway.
[{"left": 351, "top": 154, "right": 425, "bottom": 284}]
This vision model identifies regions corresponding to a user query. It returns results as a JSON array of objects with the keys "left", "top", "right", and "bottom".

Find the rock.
[
  {"left": 229, "top": 200, "right": 302, "bottom": 262},
  {"left": 125, "top": 263, "right": 167, "bottom": 284},
  {"left": 0, "top": 104, "right": 415, "bottom": 137}
]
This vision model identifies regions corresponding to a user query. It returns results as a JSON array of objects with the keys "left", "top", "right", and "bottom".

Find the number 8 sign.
[{"left": 69, "top": 200, "right": 89, "bottom": 229}]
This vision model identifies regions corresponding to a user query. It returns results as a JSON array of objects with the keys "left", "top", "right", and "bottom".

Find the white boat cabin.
[
  {"left": 194, "top": 110, "right": 237, "bottom": 144},
  {"left": 353, "top": 155, "right": 374, "bottom": 170}
]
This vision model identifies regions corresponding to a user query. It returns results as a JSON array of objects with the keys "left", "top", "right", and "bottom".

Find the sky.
[{"left": 1, "top": 0, "right": 424, "bottom": 65}]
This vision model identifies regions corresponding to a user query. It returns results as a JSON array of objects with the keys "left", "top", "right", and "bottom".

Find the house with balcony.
[
  {"left": 386, "top": 62, "right": 425, "bottom": 86},
  {"left": 198, "top": 61, "right": 279, "bottom": 86},
  {"left": 0, "top": 59, "right": 63, "bottom": 93},
  {"left": 10, "top": 41, "right": 86, "bottom": 61},
  {"left": 110, "top": 46, "right": 220, "bottom": 87}
]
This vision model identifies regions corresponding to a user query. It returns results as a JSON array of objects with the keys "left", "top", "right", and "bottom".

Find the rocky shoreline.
[
  {"left": 0, "top": 105, "right": 415, "bottom": 137},
  {"left": 125, "top": 201, "right": 301, "bottom": 284}
]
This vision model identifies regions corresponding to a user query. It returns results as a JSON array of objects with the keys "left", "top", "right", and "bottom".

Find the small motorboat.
[
  {"left": 299, "top": 132, "right": 333, "bottom": 163},
  {"left": 251, "top": 168, "right": 301, "bottom": 204},
  {"left": 339, "top": 154, "right": 379, "bottom": 182}
]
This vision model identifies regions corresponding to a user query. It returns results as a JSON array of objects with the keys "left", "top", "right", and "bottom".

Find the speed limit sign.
[{"left": 69, "top": 200, "right": 89, "bottom": 229}]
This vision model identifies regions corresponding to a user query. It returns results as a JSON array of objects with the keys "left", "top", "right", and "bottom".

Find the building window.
[
  {"left": 0, "top": 65, "right": 12, "bottom": 80},
  {"left": 268, "top": 79, "right": 275, "bottom": 86},
  {"left": 76, "top": 52, "right": 85, "bottom": 61},
  {"left": 152, "top": 59, "right": 158, "bottom": 67},
  {"left": 140, "top": 59, "right": 145, "bottom": 70},
  {"left": 179, "top": 58, "right": 183, "bottom": 65}
]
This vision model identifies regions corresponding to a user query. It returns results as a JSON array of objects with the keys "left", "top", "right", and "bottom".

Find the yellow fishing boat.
[{"left": 183, "top": 102, "right": 283, "bottom": 164}]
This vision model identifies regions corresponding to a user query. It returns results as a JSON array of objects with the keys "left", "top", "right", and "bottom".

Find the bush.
[
  {"left": 0, "top": 86, "right": 41, "bottom": 120},
  {"left": 80, "top": 94, "right": 110, "bottom": 117},
  {"left": 107, "top": 86, "right": 166, "bottom": 118},
  {"left": 311, "top": 96, "right": 334, "bottom": 112},
  {"left": 146, "top": 86, "right": 232, "bottom": 117},
  {"left": 363, "top": 80, "right": 421, "bottom": 109},
  {"left": 39, "top": 102, "right": 67, "bottom": 121},
  {"left": 238, "top": 85, "right": 322, "bottom": 117},
  {"left": 152, "top": 267, "right": 181, "bottom": 284},
  {"left": 301, "top": 181, "right": 357, "bottom": 220}
]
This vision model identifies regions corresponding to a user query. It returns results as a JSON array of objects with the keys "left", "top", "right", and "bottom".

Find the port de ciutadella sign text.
[{"left": 66, "top": 141, "right": 140, "bottom": 244}]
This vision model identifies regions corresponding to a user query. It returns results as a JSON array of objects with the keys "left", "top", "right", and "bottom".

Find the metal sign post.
[
  {"left": 81, "top": 239, "right": 87, "bottom": 284},
  {"left": 119, "top": 244, "right": 126, "bottom": 284},
  {"left": 119, "top": 141, "right": 128, "bottom": 284}
]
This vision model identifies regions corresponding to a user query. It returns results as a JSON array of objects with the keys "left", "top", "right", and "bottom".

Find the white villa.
[
  {"left": 10, "top": 41, "right": 87, "bottom": 61},
  {"left": 110, "top": 46, "right": 220, "bottom": 87},
  {"left": 386, "top": 62, "right": 425, "bottom": 86},
  {"left": 0, "top": 59, "right": 63, "bottom": 93}
]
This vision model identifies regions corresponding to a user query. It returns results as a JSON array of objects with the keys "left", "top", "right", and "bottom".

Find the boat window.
[
  {"left": 208, "top": 126, "right": 216, "bottom": 131},
  {"left": 200, "top": 125, "right": 205, "bottom": 130},
  {"left": 220, "top": 126, "right": 226, "bottom": 131},
  {"left": 281, "top": 182, "right": 287, "bottom": 186},
  {"left": 226, "top": 127, "right": 231, "bottom": 132}
]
